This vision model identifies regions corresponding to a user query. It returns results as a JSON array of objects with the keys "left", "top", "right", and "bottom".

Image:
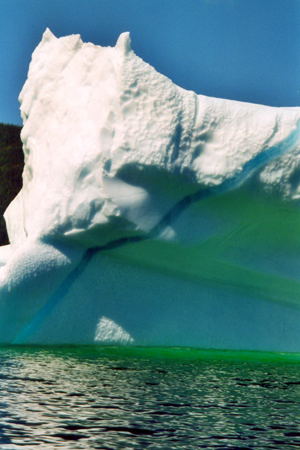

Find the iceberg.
[{"left": 0, "top": 29, "right": 300, "bottom": 350}]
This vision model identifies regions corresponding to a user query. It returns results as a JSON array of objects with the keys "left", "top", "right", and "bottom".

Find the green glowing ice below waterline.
[{"left": 3, "top": 345, "right": 300, "bottom": 363}]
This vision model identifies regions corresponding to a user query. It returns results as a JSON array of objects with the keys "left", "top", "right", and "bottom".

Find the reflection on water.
[{"left": 0, "top": 346, "right": 299, "bottom": 448}]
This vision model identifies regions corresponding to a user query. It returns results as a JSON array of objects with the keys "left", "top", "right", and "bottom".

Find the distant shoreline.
[{"left": 0, "top": 123, "right": 23, "bottom": 245}]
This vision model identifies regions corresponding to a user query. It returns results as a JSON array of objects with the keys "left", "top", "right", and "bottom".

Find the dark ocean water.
[{"left": 0, "top": 346, "right": 299, "bottom": 449}]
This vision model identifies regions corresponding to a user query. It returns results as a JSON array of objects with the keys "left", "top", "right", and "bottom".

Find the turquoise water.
[{"left": 0, "top": 346, "right": 299, "bottom": 448}]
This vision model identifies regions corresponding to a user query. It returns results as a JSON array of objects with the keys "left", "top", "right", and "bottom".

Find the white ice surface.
[
  {"left": 1, "top": 29, "right": 300, "bottom": 348},
  {"left": 95, "top": 316, "right": 134, "bottom": 344}
]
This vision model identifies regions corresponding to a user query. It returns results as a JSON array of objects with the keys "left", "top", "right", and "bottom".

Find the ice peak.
[
  {"left": 42, "top": 27, "right": 56, "bottom": 42},
  {"left": 116, "top": 32, "right": 132, "bottom": 54}
]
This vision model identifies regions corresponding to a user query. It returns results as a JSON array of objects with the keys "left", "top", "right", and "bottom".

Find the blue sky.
[{"left": 1, "top": 0, "right": 299, "bottom": 125}]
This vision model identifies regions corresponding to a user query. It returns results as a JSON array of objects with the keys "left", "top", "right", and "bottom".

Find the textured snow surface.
[
  {"left": 95, "top": 316, "right": 134, "bottom": 344},
  {"left": 1, "top": 30, "right": 300, "bottom": 348}
]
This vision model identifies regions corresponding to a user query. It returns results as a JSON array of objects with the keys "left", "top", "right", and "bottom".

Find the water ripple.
[{"left": 0, "top": 346, "right": 298, "bottom": 448}]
